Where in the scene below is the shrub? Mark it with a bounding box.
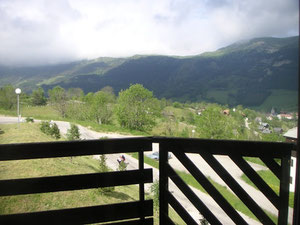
[40,121,51,135]
[40,121,61,139]
[150,180,159,213]
[66,123,80,140]
[199,216,209,225]
[98,154,114,194]
[118,161,127,171]
[25,117,34,123]
[50,123,61,139]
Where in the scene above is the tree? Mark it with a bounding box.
[0,85,16,109]
[31,87,47,106]
[48,86,67,117]
[195,105,235,139]
[67,88,84,100]
[98,154,114,193]
[116,84,160,131]
[66,101,90,121]
[40,121,61,139]
[88,91,114,124]
[100,86,115,96]
[51,123,61,139]
[66,123,80,140]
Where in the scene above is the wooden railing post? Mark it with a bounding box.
[293,149,300,225]
[159,141,169,225]
[139,149,145,223]
[279,155,291,225]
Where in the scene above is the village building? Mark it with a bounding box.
[277,113,293,120]
[274,127,283,134]
[283,127,298,192]
[223,109,230,115]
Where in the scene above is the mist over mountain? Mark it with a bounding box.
[0,36,298,111]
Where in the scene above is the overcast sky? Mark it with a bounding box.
[0,0,298,66]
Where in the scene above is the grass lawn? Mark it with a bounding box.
[0,123,66,144]
[241,170,294,208]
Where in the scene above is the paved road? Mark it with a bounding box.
[0,116,20,124]
[0,116,292,224]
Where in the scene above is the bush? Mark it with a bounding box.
[40,121,61,139]
[98,154,114,194]
[118,161,127,171]
[25,117,34,123]
[40,121,51,135]
[199,216,209,225]
[50,123,61,139]
[67,123,80,140]
[150,180,159,213]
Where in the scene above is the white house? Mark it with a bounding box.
[283,127,297,192]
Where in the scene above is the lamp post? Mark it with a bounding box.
[192,129,195,138]
[15,88,21,127]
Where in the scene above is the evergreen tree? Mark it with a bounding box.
[66,124,80,140]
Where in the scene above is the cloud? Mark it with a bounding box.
[0,0,298,66]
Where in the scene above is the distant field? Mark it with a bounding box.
[206,89,238,106]
[21,105,62,120]
[252,89,298,112]
[206,89,231,105]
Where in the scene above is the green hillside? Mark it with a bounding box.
[0,36,298,111]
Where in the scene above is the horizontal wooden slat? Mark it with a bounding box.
[0,200,153,225]
[0,169,153,196]
[156,137,294,157]
[0,137,152,161]
[0,137,293,160]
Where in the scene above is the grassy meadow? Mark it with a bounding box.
[252,89,298,112]
[0,123,64,144]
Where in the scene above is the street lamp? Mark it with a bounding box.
[15,88,21,127]
[192,129,195,138]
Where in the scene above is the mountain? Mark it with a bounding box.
[0,36,298,111]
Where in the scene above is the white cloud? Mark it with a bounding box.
[0,0,298,66]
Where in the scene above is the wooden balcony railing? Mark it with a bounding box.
[0,137,298,225]
[158,137,296,225]
[0,138,154,225]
